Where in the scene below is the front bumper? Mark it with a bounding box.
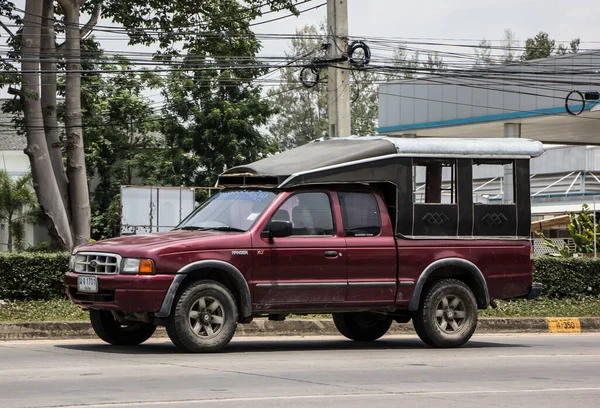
[526,282,544,299]
[64,272,175,313]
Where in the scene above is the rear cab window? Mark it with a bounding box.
[338,192,381,237]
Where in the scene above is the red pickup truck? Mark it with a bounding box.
[65,137,544,352]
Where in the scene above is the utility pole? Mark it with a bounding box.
[326,0,351,139]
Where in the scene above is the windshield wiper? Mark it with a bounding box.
[176,226,209,231]
[206,226,246,232]
[176,225,245,232]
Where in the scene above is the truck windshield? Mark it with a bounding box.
[176,190,277,232]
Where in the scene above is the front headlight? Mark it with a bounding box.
[121,258,155,274]
[68,254,76,271]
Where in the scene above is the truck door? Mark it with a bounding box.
[252,191,347,308]
[339,191,397,306]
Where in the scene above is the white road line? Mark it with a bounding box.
[44,387,600,408]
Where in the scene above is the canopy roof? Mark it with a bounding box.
[219,136,544,188]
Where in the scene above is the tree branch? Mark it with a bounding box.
[0,20,15,39]
[80,3,100,39]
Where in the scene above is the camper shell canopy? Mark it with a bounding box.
[218,137,545,239]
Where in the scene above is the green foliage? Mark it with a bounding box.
[480,296,600,318]
[474,39,494,68]
[0,170,40,252]
[566,204,599,253]
[268,24,328,149]
[522,31,580,60]
[537,204,600,256]
[534,257,600,298]
[0,252,69,300]
[268,23,382,149]
[76,45,166,240]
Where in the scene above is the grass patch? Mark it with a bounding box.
[0,297,598,322]
[0,299,88,322]
[480,296,600,318]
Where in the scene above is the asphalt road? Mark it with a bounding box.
[1,333,599,408]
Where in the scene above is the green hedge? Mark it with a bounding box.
[534,257,600,298]
[0,252,69,300]
[0,252,599,301]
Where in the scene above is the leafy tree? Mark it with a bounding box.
[268,25,328,149]
[5,0,301,248]
[0,171,39,252]
[557,38,580,56]
[538,204,600,256]
[423,52,445,73]
[79,50,164,240]
[268,23,382,149]
[474,39,494,68]
[522,32,556,60]
[385,46,420,80]
[502,29,517,64]
[522,31,580,61]
[350,69,379,136]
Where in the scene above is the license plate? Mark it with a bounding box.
[77,276,98,293]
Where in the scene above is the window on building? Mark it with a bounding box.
[413,159,457,204]
[338,192,381,237]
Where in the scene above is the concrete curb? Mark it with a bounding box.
[1,317,599,340]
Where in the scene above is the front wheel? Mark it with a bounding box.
[90,310,156,346]
[166,280,238,353]
[333,312,393,341]
[412,278,478,348]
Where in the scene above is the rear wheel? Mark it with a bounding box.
[333,312,393,341]
[412,279,478,348]
[166,280,238,353]
[90,310,156,346]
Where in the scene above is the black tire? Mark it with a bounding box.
[89,310,156,346]
[332,312,393,341]
[412,279,478,348]
[166,280,238,353]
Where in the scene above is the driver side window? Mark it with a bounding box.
[270,192,335,236]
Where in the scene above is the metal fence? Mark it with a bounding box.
[533,238,576,257]
[120,186,220,235]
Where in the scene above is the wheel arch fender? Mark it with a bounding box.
[407,258,490,311]
[155,260,252,319]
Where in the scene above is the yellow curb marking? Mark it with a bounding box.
[547,318,581,333]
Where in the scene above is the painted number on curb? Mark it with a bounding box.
[547,318,581,333]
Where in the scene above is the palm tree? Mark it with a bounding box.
[0,170,39,252]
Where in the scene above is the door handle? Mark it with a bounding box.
[324,250,339,258]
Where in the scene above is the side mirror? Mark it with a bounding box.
[261,220,292,240]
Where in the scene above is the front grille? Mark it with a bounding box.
[74,252,121,274]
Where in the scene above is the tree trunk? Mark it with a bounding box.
[41,0,70,213]
[59,0,91,246]
[7,214,12,252]
[22,0,73,251]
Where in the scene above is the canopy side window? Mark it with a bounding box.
[472,159,517,236]
[412,158,458,236]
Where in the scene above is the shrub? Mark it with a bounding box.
[534,257,600,298]
[0,252,69,300]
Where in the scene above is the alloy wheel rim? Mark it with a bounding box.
[188,296,225,338]
[435,295,467,334]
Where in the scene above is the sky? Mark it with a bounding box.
[255,0,598,58]
[2,0,599,101]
